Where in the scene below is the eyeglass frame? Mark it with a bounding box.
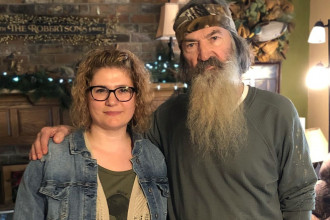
[87,86,137,102]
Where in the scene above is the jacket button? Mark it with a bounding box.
[88,162,95,167]
[148,188,152,193]
[155,213,158,219]
[136,158,140,164]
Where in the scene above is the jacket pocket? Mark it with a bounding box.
[39,183,70,220]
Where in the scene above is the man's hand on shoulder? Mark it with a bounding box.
[29,125,73,160]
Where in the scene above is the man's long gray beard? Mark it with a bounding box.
[186,57,247,159]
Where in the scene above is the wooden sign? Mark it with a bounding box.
[0,14,117,45]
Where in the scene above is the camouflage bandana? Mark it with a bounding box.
[173,4,236,45]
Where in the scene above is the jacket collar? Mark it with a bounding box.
[69,129,90,156]
[130,127,144,157]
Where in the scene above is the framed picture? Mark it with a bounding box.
[0,164,27,205]
[242,62,281,93]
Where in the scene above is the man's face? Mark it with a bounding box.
[181,26,233,68]
[182,26,247,158]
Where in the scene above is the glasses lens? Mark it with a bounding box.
[115,87,134,102]
[91,86,109,101]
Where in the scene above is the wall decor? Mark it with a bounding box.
[229,0,294,62]
[0,14,118,45]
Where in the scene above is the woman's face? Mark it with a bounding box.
[88,67,136,131]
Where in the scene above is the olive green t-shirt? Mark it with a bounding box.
[146,86,317,219]
[98,165,136,220]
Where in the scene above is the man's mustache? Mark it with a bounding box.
[194,57,225,73]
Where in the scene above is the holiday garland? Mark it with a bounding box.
[0,72,72,108]
[145,54,180,83]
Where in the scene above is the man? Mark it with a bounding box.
[31,0,317,219]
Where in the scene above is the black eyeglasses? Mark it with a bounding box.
[88,86,136,102]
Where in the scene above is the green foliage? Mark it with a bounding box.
[0,72,72,108]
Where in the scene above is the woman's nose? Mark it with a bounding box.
[105,92,118,105]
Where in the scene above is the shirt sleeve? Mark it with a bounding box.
[14,159,46,220]
[283,211,312,220]
[145,111,163,152]
[278,104,317,219]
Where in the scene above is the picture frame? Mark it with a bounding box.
[242,62,281,93]
[0,164,27,205]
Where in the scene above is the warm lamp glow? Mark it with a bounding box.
[156,3,179,40]
[305,128,329,163]
[305,64,330,89]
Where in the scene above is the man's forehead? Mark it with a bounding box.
[183,26,228,41]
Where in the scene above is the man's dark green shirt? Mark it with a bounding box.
[146,86,317,220]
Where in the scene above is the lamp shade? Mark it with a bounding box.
[305,128,329,163]
[156,3,179,40]
[308,21,326,44]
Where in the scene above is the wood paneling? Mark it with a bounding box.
[0,110,10,137]
[17,108,52,136]
[0,94,70,147]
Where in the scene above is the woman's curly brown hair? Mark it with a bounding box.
[70,48,153,133]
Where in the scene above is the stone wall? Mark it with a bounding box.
[0,0,168,75]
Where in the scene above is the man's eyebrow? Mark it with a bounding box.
[206,29,223,38]
[183,29,224,42]
[182,38,198,43]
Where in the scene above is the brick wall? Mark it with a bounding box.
[0,0,169,74]
[0,0,176,166]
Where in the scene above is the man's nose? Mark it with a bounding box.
[198,43,212,61]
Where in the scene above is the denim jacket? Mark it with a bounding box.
[14,129,169,220]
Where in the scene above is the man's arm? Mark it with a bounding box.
[29,125,73,160]
[278,104,317,220]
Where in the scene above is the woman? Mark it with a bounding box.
[14,48,168,220]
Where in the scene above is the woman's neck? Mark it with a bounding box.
[86,125,133,171]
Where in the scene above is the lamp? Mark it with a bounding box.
[306,19,330,152]
[305,128,329,163]
[156,3,179,61]
[308,21,326,44]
